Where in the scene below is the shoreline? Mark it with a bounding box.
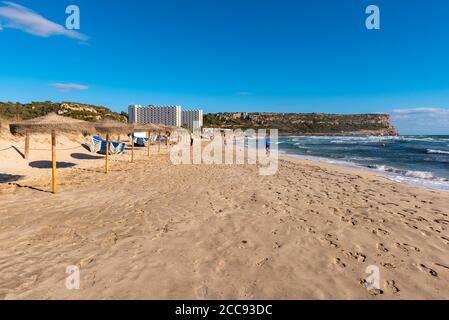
[276,134,449,193]
[279,151,449,193]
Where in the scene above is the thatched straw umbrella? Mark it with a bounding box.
[139,123,161,158]
[93,119,131,173]
[164,125,182,147]
[127,123,153,162]
[154,124,174,149]
[172,127,190,144]
[10,113,94,193]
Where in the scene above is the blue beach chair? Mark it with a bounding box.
[89,136,125,155]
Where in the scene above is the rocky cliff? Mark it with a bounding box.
[204,112,398,136]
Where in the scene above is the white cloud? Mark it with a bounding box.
[51,83,89,92]
[390,108,449,115]
[389,107,449,135]
[0,2,88,41]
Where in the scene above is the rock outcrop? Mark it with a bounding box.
[204,112,398,136]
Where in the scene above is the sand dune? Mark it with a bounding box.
[0,134,449,299]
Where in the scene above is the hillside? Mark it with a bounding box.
[0,101,127,123]
[204,112,398,136]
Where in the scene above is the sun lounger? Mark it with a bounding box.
[89,136,125,155]
[143,135,158,146]
[129,135,149,147]
[89,136,103,153]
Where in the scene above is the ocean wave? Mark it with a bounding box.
[278,135,449,192]
[292,142,307,149]
[427,149,449,155]
[367,164,447,181]
[343,156,380,161]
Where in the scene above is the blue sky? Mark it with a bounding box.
[1,0,449,134]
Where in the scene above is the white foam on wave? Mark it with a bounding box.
[278,135,449,192]
[280,151,449,192]
[427,149,449,155]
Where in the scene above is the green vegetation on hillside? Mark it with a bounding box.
[0,101,127,123]
[203,112,398,136]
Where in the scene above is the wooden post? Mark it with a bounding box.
[51,130,57,194]
[131,130,135,162]
[105,133,109,174]
[147,130,151,158]
[158,131,161,153]
[24,131,30,160]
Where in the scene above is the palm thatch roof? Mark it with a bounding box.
[93,119,131,135]
[9,113,95,135]
[141,123,163,131]
[128,123,150,133]
[164,125,190,134]
[158,124,178,133]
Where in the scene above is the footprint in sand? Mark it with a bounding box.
[381,262,396,269]
[272,242,281,249]
[395,212,406,218]
[372,228,390,236]
[403,209,417,215]
[256,257,269,267]
[322,233,339,248]
[376,243,389,253]
[429,226,442,234]
[417,264,438,277]
[359,279,383,295]
[404,222,419,230]
[415,216,428,222]
[345,251,366,263]
[385,280,400,294]
[440,236,449,245]
[434,219,449,226]
[334,257,346,269]
[195,285,209,299]
[395,243,421,254]
[306,226,316,234]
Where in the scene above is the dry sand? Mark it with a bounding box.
[1,133,449,299]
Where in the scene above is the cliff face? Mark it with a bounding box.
[204,112,398,136]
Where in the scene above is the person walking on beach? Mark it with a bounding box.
[190,132,194,147]
[265,131,270,155]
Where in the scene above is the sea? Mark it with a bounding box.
[277,135,449,192]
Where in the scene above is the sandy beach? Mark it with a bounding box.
[1,133,449,300]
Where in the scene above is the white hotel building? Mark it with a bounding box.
[128,105,182,127]
[128,104,203,130]
[181,109,203,130]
